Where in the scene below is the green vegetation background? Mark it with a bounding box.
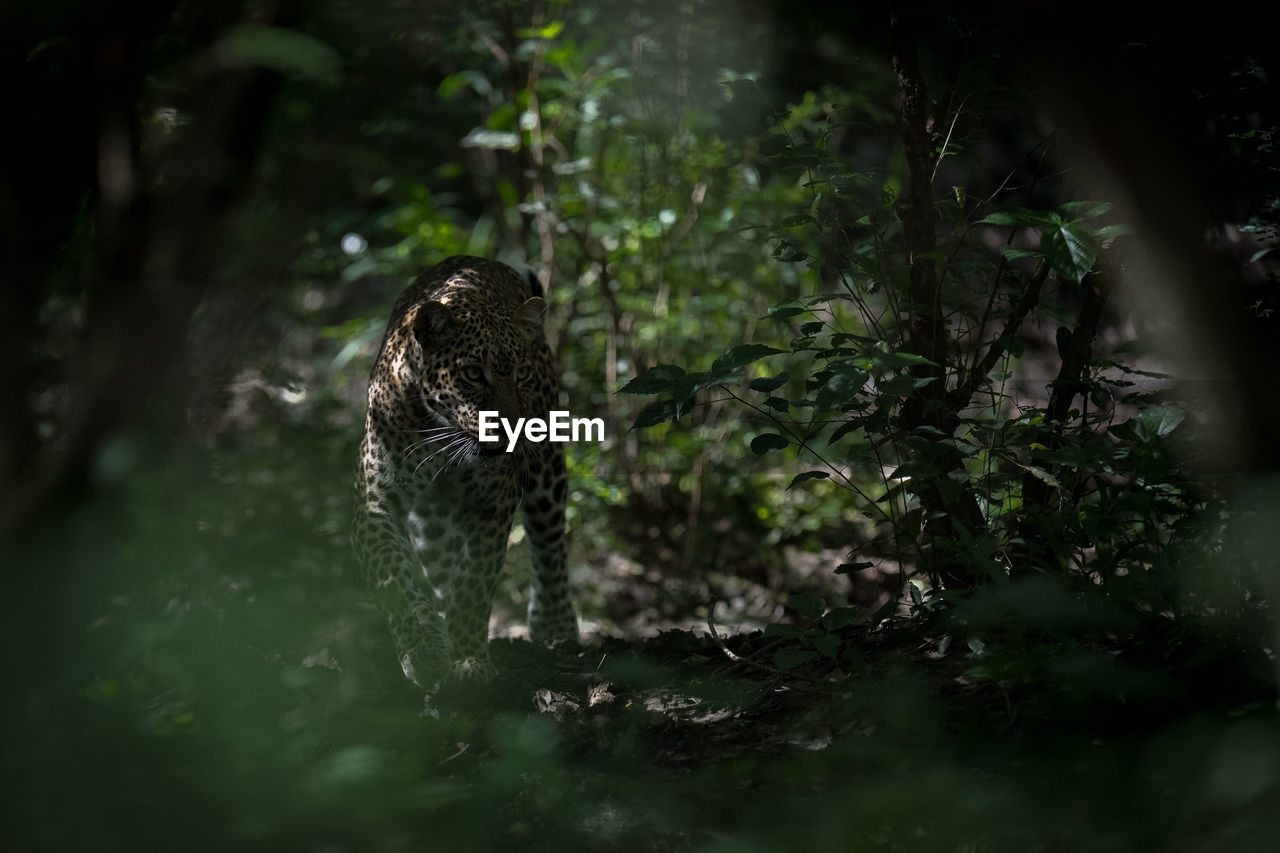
[2,1,1279,850]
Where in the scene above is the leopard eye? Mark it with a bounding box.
[515,362,534,382]
[459,364,485,384]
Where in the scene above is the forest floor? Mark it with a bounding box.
[329,604,1279,852]
[7,438,1280,851]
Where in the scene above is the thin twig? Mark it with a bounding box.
[436,742,470,767]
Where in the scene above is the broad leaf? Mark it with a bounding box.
[786,470,830,490]
[1041,221,1098,282]
[217,25,341,81]
[1111,405,1186,443]
[812,633,842,661]
[767,303,806,320]
[619,364,686,394]
[1092,223,1132,240]
[1058,200,1112,221]
[710,344,787,377]
[787,594,825,620]
[978,207,1054,228]
[827,419,862,445]
[749,371,789,393]
[815,363,869,412]
[750,433,789,454]
[631,400,678,429]
[870,350,938,371]
[763,396,789,412]
[1000,245,1040,262]
[515,21,565,39]
[876,375,937,398]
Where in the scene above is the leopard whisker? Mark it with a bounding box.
[402,427,468,459]
[417,434,473,477]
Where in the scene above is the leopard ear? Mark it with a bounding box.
[515,296,546,343]
[413,302,454,348]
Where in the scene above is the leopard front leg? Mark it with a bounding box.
[521,444,578,644]
[442,531,511,679]
[352,501,453,688]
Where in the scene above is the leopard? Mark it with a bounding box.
[352,255,577,688]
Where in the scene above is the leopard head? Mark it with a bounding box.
[397,293,547,456]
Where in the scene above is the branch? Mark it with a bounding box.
[1015,261,1115,569]
[1046,265,1113,425]
[948,262,1050,412]
[889,9,944,373]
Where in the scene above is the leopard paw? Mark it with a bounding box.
[450,655,496,680]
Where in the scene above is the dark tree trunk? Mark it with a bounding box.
[0,4,289,532]
[888,7,987,590]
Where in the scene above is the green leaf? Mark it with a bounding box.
[763,396,789,412]
[1112,405,1185,443]
[787,471,830,490]
[815,363,869,412]
[438,70,492,100]
[827,420,862,445]
[767,301,806,320]
[710,344,787,376]
[876,375,937,398]
[787,594,825,620]
[216,25,341,81]
[631,400,678,429]
[619,365,686,394]
[775,143,824,162]
[998,334,1025,358]
[750,433,789,454]
[870,351,938,371]
[515,21,564,39]
[668,373,707,411]
[890,459,939,479]
[1041,221,1098,282]
[978,207,1054,228]
[1058,200,1112,221]
[1092,224,1132,240]
[749,371,789,393]
[812,633,842,661]
[1000,246,1040,261]
[486,103,518,131]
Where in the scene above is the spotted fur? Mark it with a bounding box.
[352,255,577,686]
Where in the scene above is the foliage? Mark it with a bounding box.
[621,59,1215,627]
[4,1,1280,852]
